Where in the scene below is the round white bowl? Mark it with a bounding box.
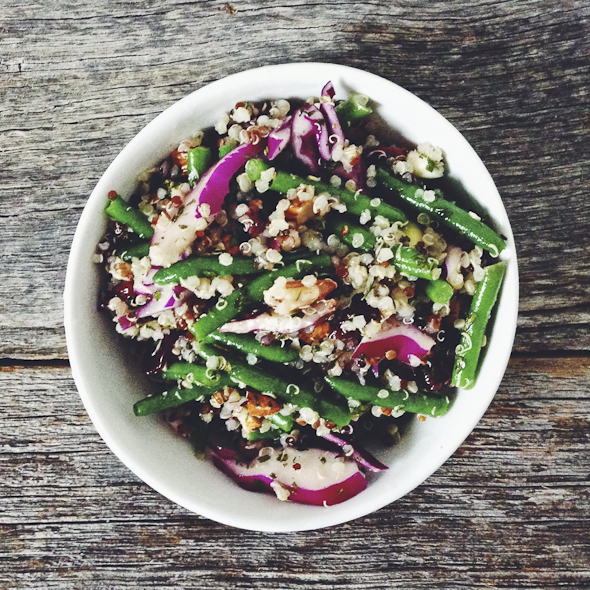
[64,62,518,532]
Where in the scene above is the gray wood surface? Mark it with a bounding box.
[1,0,589,588]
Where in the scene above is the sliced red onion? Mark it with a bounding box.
[267,116,292,160]
[211,446,366,506]
[305,105,332,162]
[134,284,190,319]
[134,266,161,296]
[209,442,238,461]
[321,81,335,99]
[321,432,388,473]
[219,299,337,335]
[352,319,435,365]
[149,140,266,267]
[118,315,136,331]
[291,107,322,172]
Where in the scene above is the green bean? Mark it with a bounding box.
[325,214,376,252]
[219,142,236,159]
[247,414,295,441]
[153,255,265,285]
[269,412,295,432]
[280,248,318,265]
[105,194,154,239]
[206,332,300,364]
[187,146,213,186]
[160,362,234,389]
[196,344,351,427]
[190,288,248,342]
[133,384,221,416]
[245,159,406,225]
[335,94,373,129]
[423,278,454,304]
[376,168,506,257]
[247,254,332,300]
[452,261,506,389]
[232,362,351,427]
[113,241,150,261]
[392,245,441,280]
[325,376,450,418]
[248,427,281,441]
[189,254,333,340]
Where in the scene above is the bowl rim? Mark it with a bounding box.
[64,61,519,532]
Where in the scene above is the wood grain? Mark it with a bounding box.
[1,358,588,589]
[2,0,589,587]
[0,0,589,358]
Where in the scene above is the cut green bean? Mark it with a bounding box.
[423,278,454,304]
[219,142,236,159]
[207,332,299,364]
[160,362,234,389]
[133,384,221,416]
[230,362,351,427]
[187,146,213,186]
[325,376,450,417]
[189,254,333,341]
[248,427,281,441]
[153,255,265,285]
[245,159,406,225]
[190,289,248,342]
[392,245,441,280]
[335,94,373,129]
[376,168,506,257]
[105,194,154,239]
[247,414,294,441]
[113,241,150,261]
[196,344,351,427]
[452,261,506,389]
[269,412,294,432]
[325,214,376,252]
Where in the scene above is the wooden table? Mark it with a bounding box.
[2,1,589,587]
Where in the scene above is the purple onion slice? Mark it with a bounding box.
[353,319,435,365]
[267,116,292,160]
[149,140,266,267]
[211,445,367,506]
[321,432,388,473]
[219,299,337,335]
[134,284,190,319]
[291,107,322,171]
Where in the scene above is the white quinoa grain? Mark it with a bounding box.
[351,233,365,248]
[218,252,233,266]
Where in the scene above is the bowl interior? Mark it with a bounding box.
[64,62,518,532]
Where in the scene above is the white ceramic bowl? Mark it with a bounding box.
[64,63,518,532]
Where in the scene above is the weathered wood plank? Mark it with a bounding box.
[0,2,590,359]
[2,0,590,583]
[0,358,588,588]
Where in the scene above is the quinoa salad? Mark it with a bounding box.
[96,82,506,506]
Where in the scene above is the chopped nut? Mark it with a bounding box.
[246,391,281,417]
[284,197,315,225]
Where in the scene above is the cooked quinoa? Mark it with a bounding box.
[96,83,504,505]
